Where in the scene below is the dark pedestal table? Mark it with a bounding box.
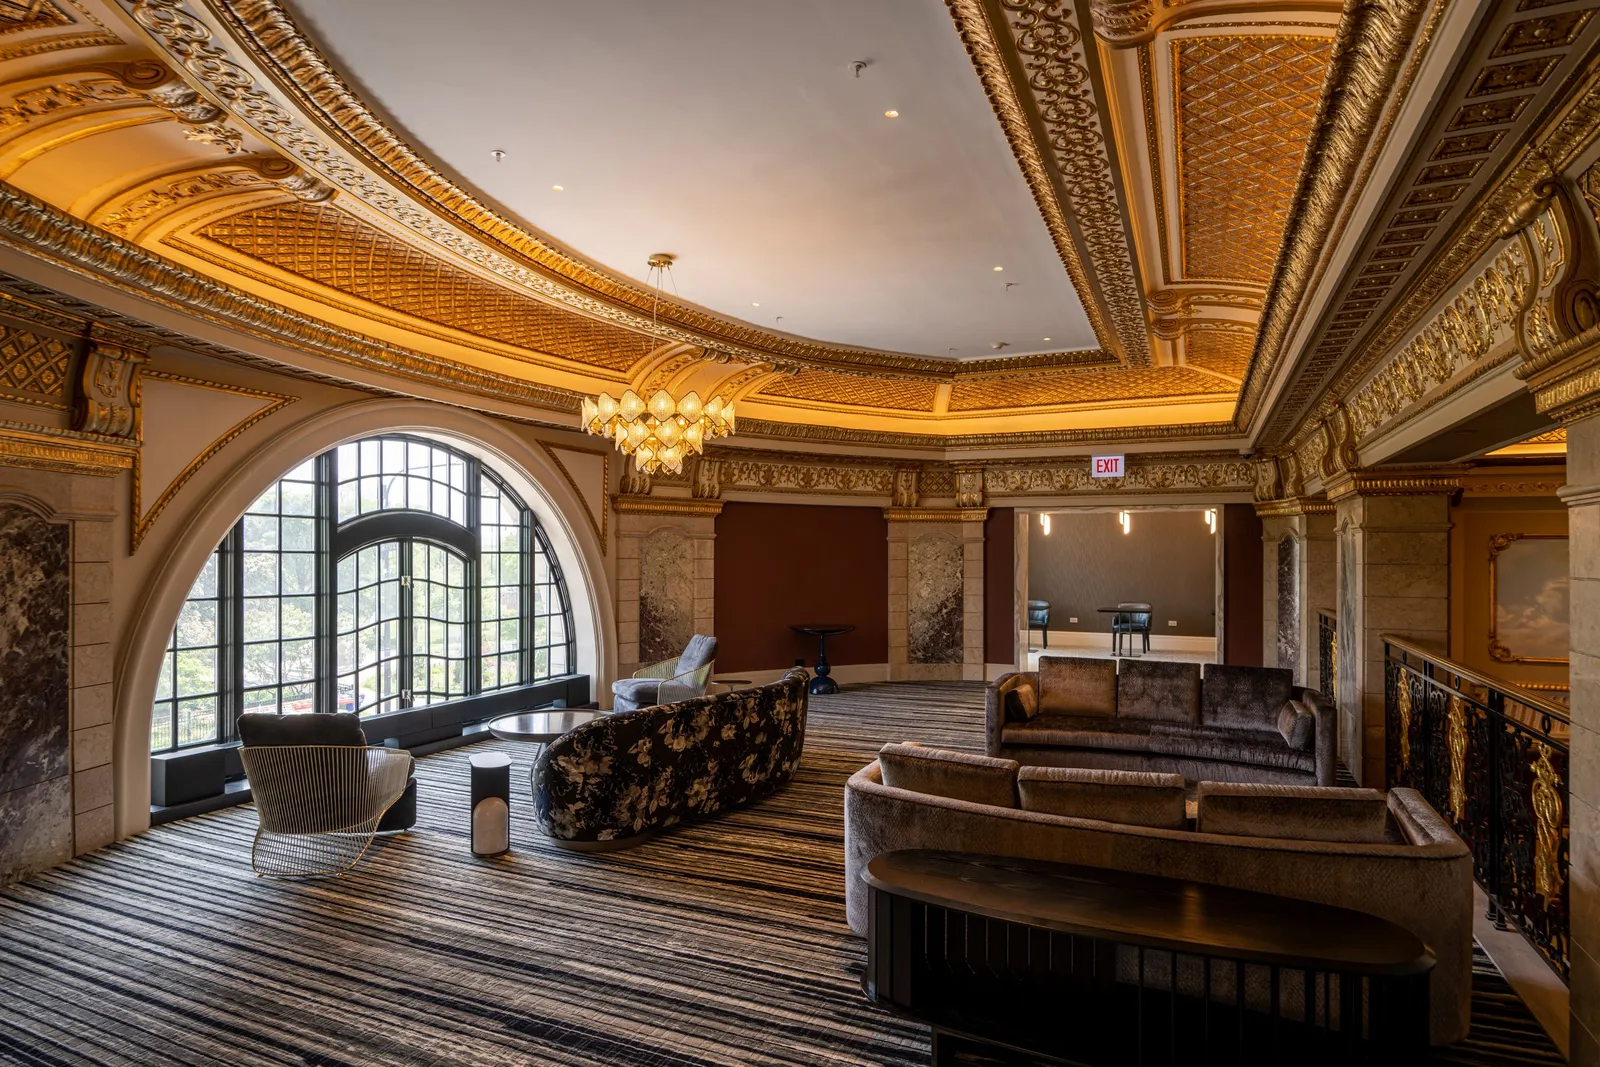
[789,624,854,695]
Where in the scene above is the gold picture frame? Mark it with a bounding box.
[1488,532,1569,665]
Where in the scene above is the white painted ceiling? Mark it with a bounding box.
[285,0,1096,360]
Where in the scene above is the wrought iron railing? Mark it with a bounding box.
[1383,635,1570,980]
[1317,609,1336,703]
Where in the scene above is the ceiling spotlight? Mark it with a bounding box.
[551,184,564,192]
[993,265,1004,272]
[752,302,760,307]
[884,109,899,118]
[1043,337,1052,342]
[991,342,1010,350]
[490,149,506,163]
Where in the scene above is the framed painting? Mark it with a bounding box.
[1488,533,1569,665]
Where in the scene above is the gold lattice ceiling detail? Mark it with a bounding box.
[1184,329,1254,379]
[197,202,647,371]
[0,321,70,397]
[1174,35,1332,285]
[948,368,1232,411]
[756,371,939,412]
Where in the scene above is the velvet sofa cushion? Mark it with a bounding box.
[1001,717,1316,774]
[878,743,1019,808]
[1037,656,1117,718]
[1277,699,1316,751]
[1003,682,1039,723]
[1201,664,1294,734]
[238,711,366,747]
[1196,783,1389,843]
[1017,767,1187,830]
[1116,659,1200,724]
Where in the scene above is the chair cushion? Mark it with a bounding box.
[1201,665,1294,734]
[1037,656,1117,718]
[675,634,718,676]
[1017,767,1187,829]
[1003,683,1039,723]
[878,743,1018,808]
[1000,717,1314,773]
[1116,659,1200,724]
[1197,783,1389,843]
[1278,699,1316,751]
[611,677,663,701]
[237,711,365,747]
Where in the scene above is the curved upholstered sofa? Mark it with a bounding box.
[533,668,808,850]
[844,759,1473,1046]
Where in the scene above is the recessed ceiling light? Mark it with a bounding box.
[752,302,760,307]
[884,110,899,118]
[993,265,1004,272]
[552,184,564,192]
[1043,337,1052,342]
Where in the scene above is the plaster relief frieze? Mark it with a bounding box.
[1345,239,1531,442]
[982,455,1253,495]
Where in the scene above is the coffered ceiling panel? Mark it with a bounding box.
[1173,34,1332,284]
[948,367,1230,411]
[755,371,939,412]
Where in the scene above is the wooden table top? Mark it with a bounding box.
[866,850,1433,976]
[486,710,603,743]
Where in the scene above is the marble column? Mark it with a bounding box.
[886,508,987,682]
[1327,474,1457,786]
[612,497,721,682]
[1564,414,1600,1065]
[1256,500,1336,688]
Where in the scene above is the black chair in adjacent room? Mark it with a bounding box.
[1026,600,1051,648]
[1111,602,1153,656]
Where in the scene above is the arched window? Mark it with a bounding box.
[151,435,579,753]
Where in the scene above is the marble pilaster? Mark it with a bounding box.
[886,508,986,682]
[1328,475,1456,786]
[612,496,720,684]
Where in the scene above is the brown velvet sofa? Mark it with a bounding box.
[987,658,1337,786]
[843,757,1474,1046]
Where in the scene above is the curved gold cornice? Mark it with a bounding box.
[111,0,1115,379]
[945,0,1149,365]
[735,415,1242,451]
[1091,0,1345,47]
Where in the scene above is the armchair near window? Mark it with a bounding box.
[237,712,416,878]
[611,635,718,713]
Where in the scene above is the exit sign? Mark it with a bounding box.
[1091,454,1124,478]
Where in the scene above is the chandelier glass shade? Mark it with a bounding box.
[581,388,735,475]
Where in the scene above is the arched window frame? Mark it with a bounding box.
[151,434,579,754]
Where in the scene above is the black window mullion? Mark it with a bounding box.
[314,451,337,715]
[220,523,243,744]
[520,510,533,685]
[466,459,482,696]
[400,539,414,708]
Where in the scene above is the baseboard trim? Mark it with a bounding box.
[716,663,890,688]
[1025,631,1218,654]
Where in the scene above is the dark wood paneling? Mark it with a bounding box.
[984,508,1014,665]
[714,502,888,672]
[1223,502,1264,666]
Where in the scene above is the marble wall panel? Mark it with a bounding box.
[1277,534,1300,672]
[638,527,696,664]
[908,533,963,664]
[0,503,71,879]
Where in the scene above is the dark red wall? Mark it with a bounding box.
[984,507,1014,664]
[713,502,889,672]
[1222,502,1264,666]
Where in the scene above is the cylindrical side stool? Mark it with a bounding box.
[469,751,512,857]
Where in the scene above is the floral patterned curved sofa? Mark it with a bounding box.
[532,668,809,850]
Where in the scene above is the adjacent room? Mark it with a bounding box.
[0,1,1592,1065]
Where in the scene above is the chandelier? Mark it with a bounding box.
[582,253,736,474]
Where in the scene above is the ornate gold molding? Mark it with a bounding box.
[1323,467,1464,503]
[735,414,1242,450]
[1253,495,1334,517]
[130,370,295,551]
[884,506,990,523]
[611,495,723,518]
[0,420,136,475]
[944,0,1147,365]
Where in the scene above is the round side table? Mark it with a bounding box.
[789,624,855,695]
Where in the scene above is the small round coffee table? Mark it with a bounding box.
[487,710,604,788]
[488,710,603,743]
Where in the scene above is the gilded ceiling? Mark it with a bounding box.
[0,0,1588,458]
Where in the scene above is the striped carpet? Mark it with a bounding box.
[0,682,1564,1066]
